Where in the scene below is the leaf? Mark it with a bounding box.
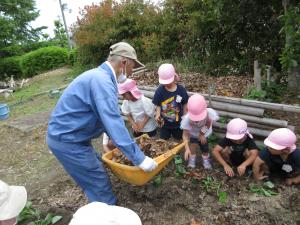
[51,216,63,224]
[174,155,183,165]
[218,191,228,204]
[263,181,275,189]
[153,174,163,187]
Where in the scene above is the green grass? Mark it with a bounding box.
[0,67,81,119]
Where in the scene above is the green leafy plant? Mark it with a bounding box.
[245,86,266,101]
[174,155,187,177]
[249,185,278,197]
[152,174,163,187]
[201,176,228,203]
[17,201,62,225]
[218,191,228,204]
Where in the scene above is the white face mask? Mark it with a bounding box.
[117,61,127,83]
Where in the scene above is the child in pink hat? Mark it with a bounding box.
[152,63,189,140]
[181,94,219,169]
[253,128,300,185]
[212,118,259,177]
[118,79,157,137]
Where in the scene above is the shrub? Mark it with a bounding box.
[0,56,22,80]
[20,46,68,77]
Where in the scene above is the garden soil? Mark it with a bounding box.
[0,124,299,225]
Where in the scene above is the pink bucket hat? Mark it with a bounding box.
[187,94,207,121]
[226,118,252,140]
[264,128,297,151]
[158,63,178,85]
[118,79,143,99]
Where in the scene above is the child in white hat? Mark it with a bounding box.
[69,202,142,225]
[212,118,259,177]
[0,180,27,225]
[253,128,300,185]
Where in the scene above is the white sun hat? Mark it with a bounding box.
[0,180,27,220]
[69,202,142,225]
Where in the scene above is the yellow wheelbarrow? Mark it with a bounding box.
[102,137,186,186]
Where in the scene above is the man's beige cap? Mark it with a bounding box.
[109,42,144,68]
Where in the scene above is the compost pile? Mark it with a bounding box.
[112,135,178,165]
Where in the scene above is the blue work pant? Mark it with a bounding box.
[46,136,116,205]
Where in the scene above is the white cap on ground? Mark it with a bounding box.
[0,180,27,220]
[69,202,142,225]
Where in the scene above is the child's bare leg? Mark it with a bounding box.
[190,143,198,155]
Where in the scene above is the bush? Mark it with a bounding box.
[20,46,68,77]
[0,56,22,80]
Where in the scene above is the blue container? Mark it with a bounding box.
[0,104,9,120]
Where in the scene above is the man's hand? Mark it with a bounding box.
[138,156,158,172]
[224,165,234,177]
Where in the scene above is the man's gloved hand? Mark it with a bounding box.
[138,156,158,172]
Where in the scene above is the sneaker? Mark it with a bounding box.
[203,158,212,170]
[188,155,196,168]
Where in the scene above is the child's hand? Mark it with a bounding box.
[184,149,191,161]
[136,121,144,131]
[237,165,246,176]
[255,170,268,181]
[224,165,234,177]
[132,123,140,132]
[199,135,207,145]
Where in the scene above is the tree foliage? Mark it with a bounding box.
[0,0,46,57]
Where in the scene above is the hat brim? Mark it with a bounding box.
[133,59,145,69]
[0,186,27,220]
[226,132,246,140]
[159,76,175,85]
[130,88,143,99]
[188,110,207,122]
[264,138,296,151]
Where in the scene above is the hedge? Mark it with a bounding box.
[0,56,22,80]
[20,46,68,77]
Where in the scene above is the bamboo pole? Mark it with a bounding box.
[216,110,288,127]
[138,85,300,113]
[137,89,264,117]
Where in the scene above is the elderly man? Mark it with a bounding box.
[46,42,157,205]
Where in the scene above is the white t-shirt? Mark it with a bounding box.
[180,108,219,138]
[121,95,156,132]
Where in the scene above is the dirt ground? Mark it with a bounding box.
[0,122,299,225]
[0,68,299,225]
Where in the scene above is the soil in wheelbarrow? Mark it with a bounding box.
[111,135,178,165]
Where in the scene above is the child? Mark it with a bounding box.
[118,79,157,137]
[212,118,259,176]
[181,94,219,169]
[253,128,300,185]
[152,63,189,140]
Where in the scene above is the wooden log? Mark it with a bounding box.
[118,97,288,128]
[137,89,264,117]
[216,110,288,127]
[138,85,300,113]
[213,122,271,137]
[213,131,264,147]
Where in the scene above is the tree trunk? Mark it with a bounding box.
[288,66,300,94]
